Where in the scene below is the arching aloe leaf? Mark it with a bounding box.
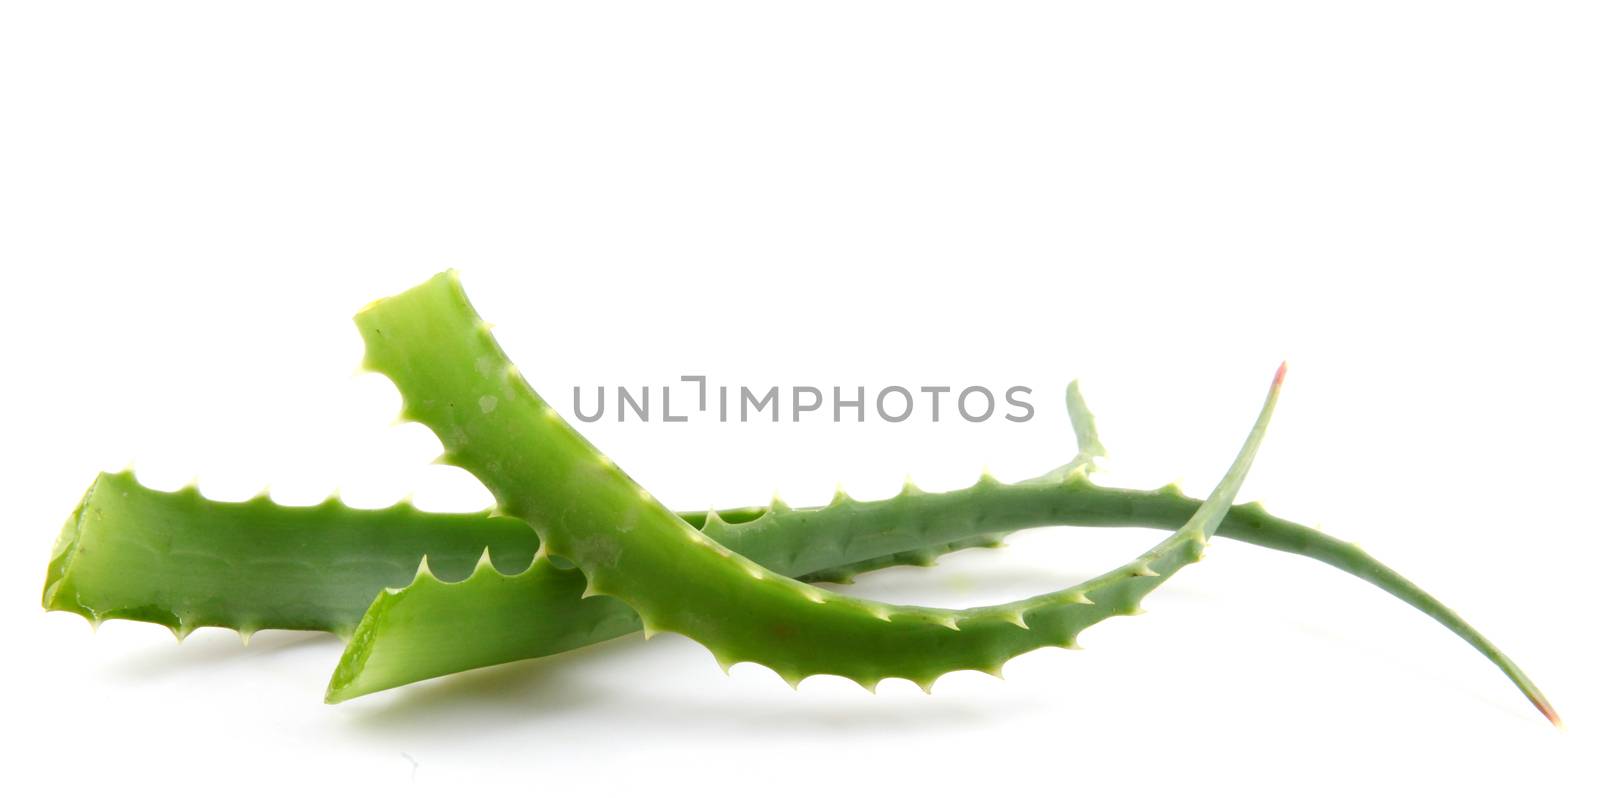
[353,272,1283,695]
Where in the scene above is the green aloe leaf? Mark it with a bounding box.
[344,274,1281,694]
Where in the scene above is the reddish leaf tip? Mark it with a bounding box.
[1535,699,1563,729]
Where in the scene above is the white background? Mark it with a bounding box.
[1,2,1594,794]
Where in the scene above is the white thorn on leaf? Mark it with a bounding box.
[474,547,496,573]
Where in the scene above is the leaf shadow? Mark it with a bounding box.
[106,626,343,681]
[335,633,1039,745]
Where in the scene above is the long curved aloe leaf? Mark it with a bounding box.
[354,271,1288,697]
[45,462,1556,720]
[329,483,1557,720]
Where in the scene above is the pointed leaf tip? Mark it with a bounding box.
[1538,700,1563,729]
[1066,379,1108,458]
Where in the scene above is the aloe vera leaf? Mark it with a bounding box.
[353,272,1280,697]
[41,474,539,639]
[324,480,1418,702]
[321,380,1266,700]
